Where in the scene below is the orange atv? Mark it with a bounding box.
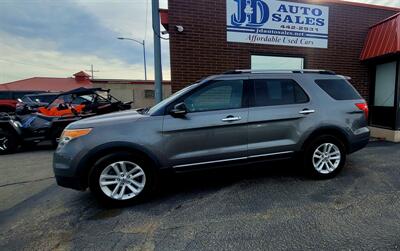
[38,104,85,117]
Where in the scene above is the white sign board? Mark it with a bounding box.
[227,0,329,48]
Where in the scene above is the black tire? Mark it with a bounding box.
[88,152,158,206]
[303,135,346,179]
[0,129,19,154]
[50,128,64,148]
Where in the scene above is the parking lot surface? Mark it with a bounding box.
[0,142,400,250]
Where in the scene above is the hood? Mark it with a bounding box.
[68,109,148,129]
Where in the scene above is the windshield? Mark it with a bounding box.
[31,94,58,103]
[147,83,199,115]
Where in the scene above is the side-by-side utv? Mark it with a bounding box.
[0,87,132,154]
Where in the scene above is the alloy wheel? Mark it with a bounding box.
[0,136,8,151]
[99,161,146,200]
[312,143,341,174]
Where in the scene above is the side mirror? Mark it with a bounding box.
[170,102,187,117]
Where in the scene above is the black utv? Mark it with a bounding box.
[0,87,132,154]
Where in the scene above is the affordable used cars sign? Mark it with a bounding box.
[227,0,329,48]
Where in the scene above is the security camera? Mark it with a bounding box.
[161,30,169,35]
[175,25,184,33]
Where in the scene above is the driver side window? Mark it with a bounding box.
[184,80,244,112]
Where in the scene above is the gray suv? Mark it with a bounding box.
[53,70,370,205]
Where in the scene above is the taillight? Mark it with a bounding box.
[355,103,369,120]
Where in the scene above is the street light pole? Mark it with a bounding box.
[142,40,147,81]
[117,37,147,80]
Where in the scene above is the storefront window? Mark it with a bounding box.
[374,61,396,107]
[251,55,304,70]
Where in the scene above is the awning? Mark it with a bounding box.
[360,12,400,61]
[159,9,169,31]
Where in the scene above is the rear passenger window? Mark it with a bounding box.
[315,79,361,100]
[253,79,309,106]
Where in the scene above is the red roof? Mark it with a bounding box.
[160,9,169,30]
[360,12,400,61]
[73,71,91,77]
[0,76,92,91]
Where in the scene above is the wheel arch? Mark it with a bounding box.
[0,121,22,140]
[301,126,350,153]
[77,142,162,188]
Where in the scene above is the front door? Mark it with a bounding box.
[162,78,249,169]
[247,77,313,158]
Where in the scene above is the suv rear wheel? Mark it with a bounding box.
[89,152,157,205]
[304,135,346,179]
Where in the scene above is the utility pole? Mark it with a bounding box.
[86,64,99,80]
[152,0,163,103]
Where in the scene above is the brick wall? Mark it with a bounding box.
[168,0,398,100]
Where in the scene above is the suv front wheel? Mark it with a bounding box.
[89,152,157,205]
[304,135,346,179]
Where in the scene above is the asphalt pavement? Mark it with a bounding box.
[0,141,400,250]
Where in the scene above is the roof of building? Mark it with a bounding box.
[360,12,400,61]
[92,79,171,85]
[0,72,92,91]
[306,0,400,11]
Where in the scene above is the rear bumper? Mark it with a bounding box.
[348,134,370,154]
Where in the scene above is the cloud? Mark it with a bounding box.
[0,30,170,83]
[0,0,170,83]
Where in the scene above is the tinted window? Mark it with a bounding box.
[184,80,243,112]
[315,79,361,100]
[0,92,11,100]
[253,79,309,106]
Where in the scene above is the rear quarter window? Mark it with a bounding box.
[315,79,362,100]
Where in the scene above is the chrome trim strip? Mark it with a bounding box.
[248,151,294,159]
[173,157,247,168]
[173,151,294,168]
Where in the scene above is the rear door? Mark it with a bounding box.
[247,76,315,158]
[162,77,250,169]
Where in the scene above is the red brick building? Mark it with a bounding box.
[164,0,400,140]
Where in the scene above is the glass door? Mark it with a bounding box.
[370,61,399,129]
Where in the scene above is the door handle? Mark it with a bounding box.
[299,109,315,115]
[222,116,241,122]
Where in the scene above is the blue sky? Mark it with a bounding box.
[0,0,398,83]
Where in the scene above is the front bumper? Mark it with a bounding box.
[55,175,86,190]
[53,138,91,191]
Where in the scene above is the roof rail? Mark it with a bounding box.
[223,69,336,75]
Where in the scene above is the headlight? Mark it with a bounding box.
[58,128,92,148]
